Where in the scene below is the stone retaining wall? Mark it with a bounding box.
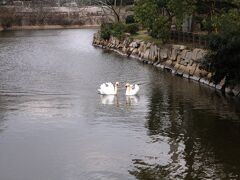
[0,6,117,28]
[92,33,240,97]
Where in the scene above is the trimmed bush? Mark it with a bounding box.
[111,23,126,39]
[125,15,135,24]
[100,22,139,40]
[125,23,139,34]
[206,32,240,85]
[100,23,112,40]
[149,16,170,43]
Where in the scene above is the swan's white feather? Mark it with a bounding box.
[125,84,140,96]
[98,82,117,95]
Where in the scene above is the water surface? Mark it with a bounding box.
[0,29,240,180]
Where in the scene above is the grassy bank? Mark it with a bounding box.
[130,30,162,46]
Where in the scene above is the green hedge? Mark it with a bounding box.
[125,15,135,24]
[125,23,139,34]
[100,23,112,40]
[100,22,139,40]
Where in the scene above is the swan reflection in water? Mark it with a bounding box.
[100,95,139,106]
[126,95,139,106]
[100,95,119,105]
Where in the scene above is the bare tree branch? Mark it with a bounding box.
[93,0,124,22]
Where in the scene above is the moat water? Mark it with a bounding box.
[0,29,240,180]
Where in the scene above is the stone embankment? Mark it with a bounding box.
[93,33,240,97]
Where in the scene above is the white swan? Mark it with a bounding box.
[125,83,140,96]
[98,82,119,95]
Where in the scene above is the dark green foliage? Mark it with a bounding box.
[100,23,125,40]
[134,0,158,28]
[102,0,134,6]
[149,16,170,42]
[100,23,112,40]
[125,15,135,24]
[134,0,240,85]
[205,7,240,85]
[100,22,139,40]
[1,18,13,28]
[207,32,240,85]
[111,23,126,39]
[134,0,195,40]
[125,23,139,34]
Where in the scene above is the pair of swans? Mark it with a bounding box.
[98,82,140,96]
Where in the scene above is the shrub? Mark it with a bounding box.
[100,23,126,40]
[1,18,13,28]
[125,15,135,24]
[100,23,112,40]
[111,23,126,39]
[207,32,240,85]
[125,23,139,34]
[149,16,170,43]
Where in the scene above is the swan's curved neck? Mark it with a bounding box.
[126,86,131,94]
[114,85,118,94]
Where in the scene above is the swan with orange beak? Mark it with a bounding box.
[125,83,140,96]
[98,82,119,95]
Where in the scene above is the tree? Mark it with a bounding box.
[134,0,195,40]
[134,0,240,85]
[93,0,131,22]
[205,3,240,85]
[193,0,239,33]
[134,0,158,28]
[0,6,16,28]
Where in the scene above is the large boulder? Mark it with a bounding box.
[216,77,226,90]
[193,64,202,78]
[146,42,152,49]
[170,46,180,61]
[179,50,192,66]
[122,46,127,53]
[232,85,240,96]
[143,49,150,59]
[159,48,169,60]
[178,64,189,74]
[117,43,124,49]
[179,50,189,65]
[225,87,232,94]
[188,63,197,75]
[138,42,146,55]
[165,60,173,66]
[132,48,139,55]
[149,45,158,61]
[195,49,207,63]
[184,51,192,65]
[192,48,202,61]
[193,65,208,78]
[129,41,140,48]
[174,63,181,70]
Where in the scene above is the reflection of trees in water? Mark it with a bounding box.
[0,92,23,134]
[129,159,168,180]
[0,95,8,134]
[145,86,185,139]
[130,82,240,179]
[0,111,6,133]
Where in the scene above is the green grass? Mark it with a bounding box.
[130,30,163,46]
[130,30,206,49]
